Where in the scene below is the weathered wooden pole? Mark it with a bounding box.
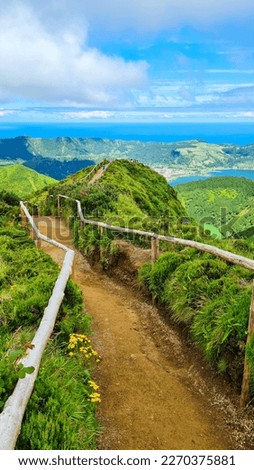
[57,195,61,217]
[20,207,26,229]
[31,225,41,249]
[31,222,39,246]
[99,226,105,258]
[240,279,254,408]
[151,237,159,265]
[35,237,42,249]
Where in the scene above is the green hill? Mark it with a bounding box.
[43,159,189,235]
[3,160,254,442]
[0,164,56,198]
[39,160,254,396]
[175,176,254,239]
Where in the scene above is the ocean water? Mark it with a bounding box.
[0,122,254,145]
[171,169,254,186]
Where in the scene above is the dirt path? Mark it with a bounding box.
[36,216,235,450]
[88,164,108,185]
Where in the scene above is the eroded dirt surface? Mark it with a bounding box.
[36,217,254,450]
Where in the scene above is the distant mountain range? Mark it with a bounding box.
[1,136,254,180]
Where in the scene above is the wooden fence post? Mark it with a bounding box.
[20,208,26,229]
[57,195,61,217]
[240,279,254,408]
[151,237,159,265]
[35,237,42,249]
[30,224,40,248]
[99,226,105,258]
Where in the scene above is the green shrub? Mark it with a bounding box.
[0,209,100,449]
[138,246,253,391]
[16,346,100,450]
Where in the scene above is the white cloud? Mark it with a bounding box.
[62,111,115,119]
[2,106,254,123]
[209,70,254,74]
[217,85,254,106]
[0,1,253,121]
[239,111,254,118]
[0,3,147,106]
[22,0,254,33]
[0,110,13,117]
[3,1,254,38]
[133,79,254,111]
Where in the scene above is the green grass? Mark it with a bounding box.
[175,176,254,239]
[16,282,101,450]
[0,192,101,449]
[0,164,56,198]
[138,245,253,390]
[39,159,193,257]
[35,160,254,397]
[43,159,187,222]
[204,223,222,239]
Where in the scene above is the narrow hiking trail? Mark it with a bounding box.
[88,163,109,186]
[36,216,235,450]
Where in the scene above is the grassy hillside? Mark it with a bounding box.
[175,176,254,239]
[42,159,191,240]
[0,165,56,198]
[138,241,254,392]
[36,161,254,397]
[1,136,254,179]
[0,192,100,449]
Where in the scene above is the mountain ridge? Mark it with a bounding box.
[1,136,254,180]
[43,158,188,232]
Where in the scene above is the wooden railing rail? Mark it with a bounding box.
[57,193,254,408]
[57,194,254,271]
[0,202,75,450]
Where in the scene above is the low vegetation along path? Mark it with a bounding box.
[36,216,233,450]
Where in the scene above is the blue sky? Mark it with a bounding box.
[0,0,254,123]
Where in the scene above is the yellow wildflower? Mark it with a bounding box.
[67,333,102,363]
[88,380,99,390]
[89,392,101,403]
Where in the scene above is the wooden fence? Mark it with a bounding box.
[79,161,104,184]
[0,202,75,450]
[57,193,254,408]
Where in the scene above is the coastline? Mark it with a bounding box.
[153,166,254,185]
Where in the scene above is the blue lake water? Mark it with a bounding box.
[171,169,254,186]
